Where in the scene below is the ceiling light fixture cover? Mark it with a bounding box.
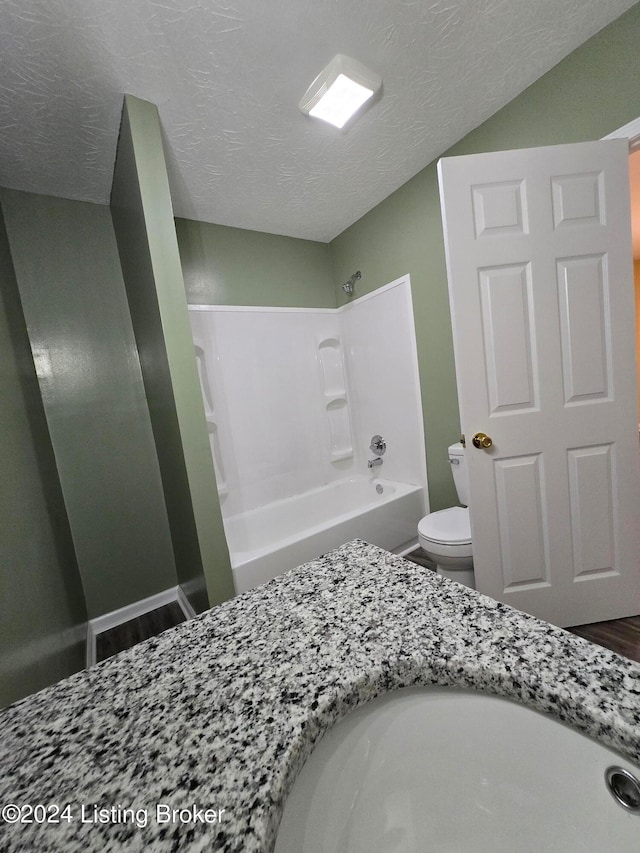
[299,54,382,129]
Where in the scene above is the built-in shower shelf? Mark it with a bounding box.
[205,418,228,496]
[317,335,354,463]
[318,337,347,398]
[325,398,353,461]
[330,448,354,462]
[194,344,216,420]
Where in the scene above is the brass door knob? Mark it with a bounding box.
[472,432,493,449]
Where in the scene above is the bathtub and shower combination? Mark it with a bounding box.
[189,275,428,593]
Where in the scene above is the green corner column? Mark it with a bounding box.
[0,203,87,707]
[2,189,178,619]
[110,95,235,612]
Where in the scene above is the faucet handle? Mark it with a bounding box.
[369,435,386,456]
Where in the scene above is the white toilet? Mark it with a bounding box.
[418,442,475,589]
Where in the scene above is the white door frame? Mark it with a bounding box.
[603,116,640,151]
[605,115,640,429]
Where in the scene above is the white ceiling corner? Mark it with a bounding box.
[0,0,637,243]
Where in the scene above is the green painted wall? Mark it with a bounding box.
[330,3,640,511]
[0,203,87,707]
[176,218,334,307]
[111,95,234,613]
[1,189,177,619]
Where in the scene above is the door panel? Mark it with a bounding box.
[567,444,616,580]
[438,138,640,627]
[557,254,611,403]
[494,453,550,590]
[479,263,538,413]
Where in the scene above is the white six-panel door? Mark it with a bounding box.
[438,138,640,627]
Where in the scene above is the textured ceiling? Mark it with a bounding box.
[0,0,637,242]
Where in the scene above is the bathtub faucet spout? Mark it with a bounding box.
[368,457,383,468]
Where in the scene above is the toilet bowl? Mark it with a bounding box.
[418,506,474,588]
[417,442,475,589]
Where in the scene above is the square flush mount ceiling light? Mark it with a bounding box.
[299,54,382,130]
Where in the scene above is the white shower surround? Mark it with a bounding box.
[189,275,428,591]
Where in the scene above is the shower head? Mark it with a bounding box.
[342,270,361,295]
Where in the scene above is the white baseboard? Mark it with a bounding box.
[86,585,193,669]
[394,538,419,557]
[176,585,197,620]
[86,622,96,669]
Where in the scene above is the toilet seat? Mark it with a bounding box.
[418,506,471,546]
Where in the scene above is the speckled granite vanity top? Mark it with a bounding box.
[2,539,640,852]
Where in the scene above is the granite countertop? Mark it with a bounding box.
[2,539,640,852]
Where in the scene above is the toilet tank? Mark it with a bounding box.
[448,442,470,506]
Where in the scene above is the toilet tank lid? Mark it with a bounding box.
[419,506,471,545]
[448,442,464,456]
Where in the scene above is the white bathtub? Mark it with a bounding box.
[275,687,640,852]
[224,477,425,593]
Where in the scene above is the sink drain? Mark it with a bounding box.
[605,766,640,812]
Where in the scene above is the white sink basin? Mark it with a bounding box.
[275,687,640,852]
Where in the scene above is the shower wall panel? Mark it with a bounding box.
[188,275,427,517]
[341,276,428,492]
[190,308,348,516]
